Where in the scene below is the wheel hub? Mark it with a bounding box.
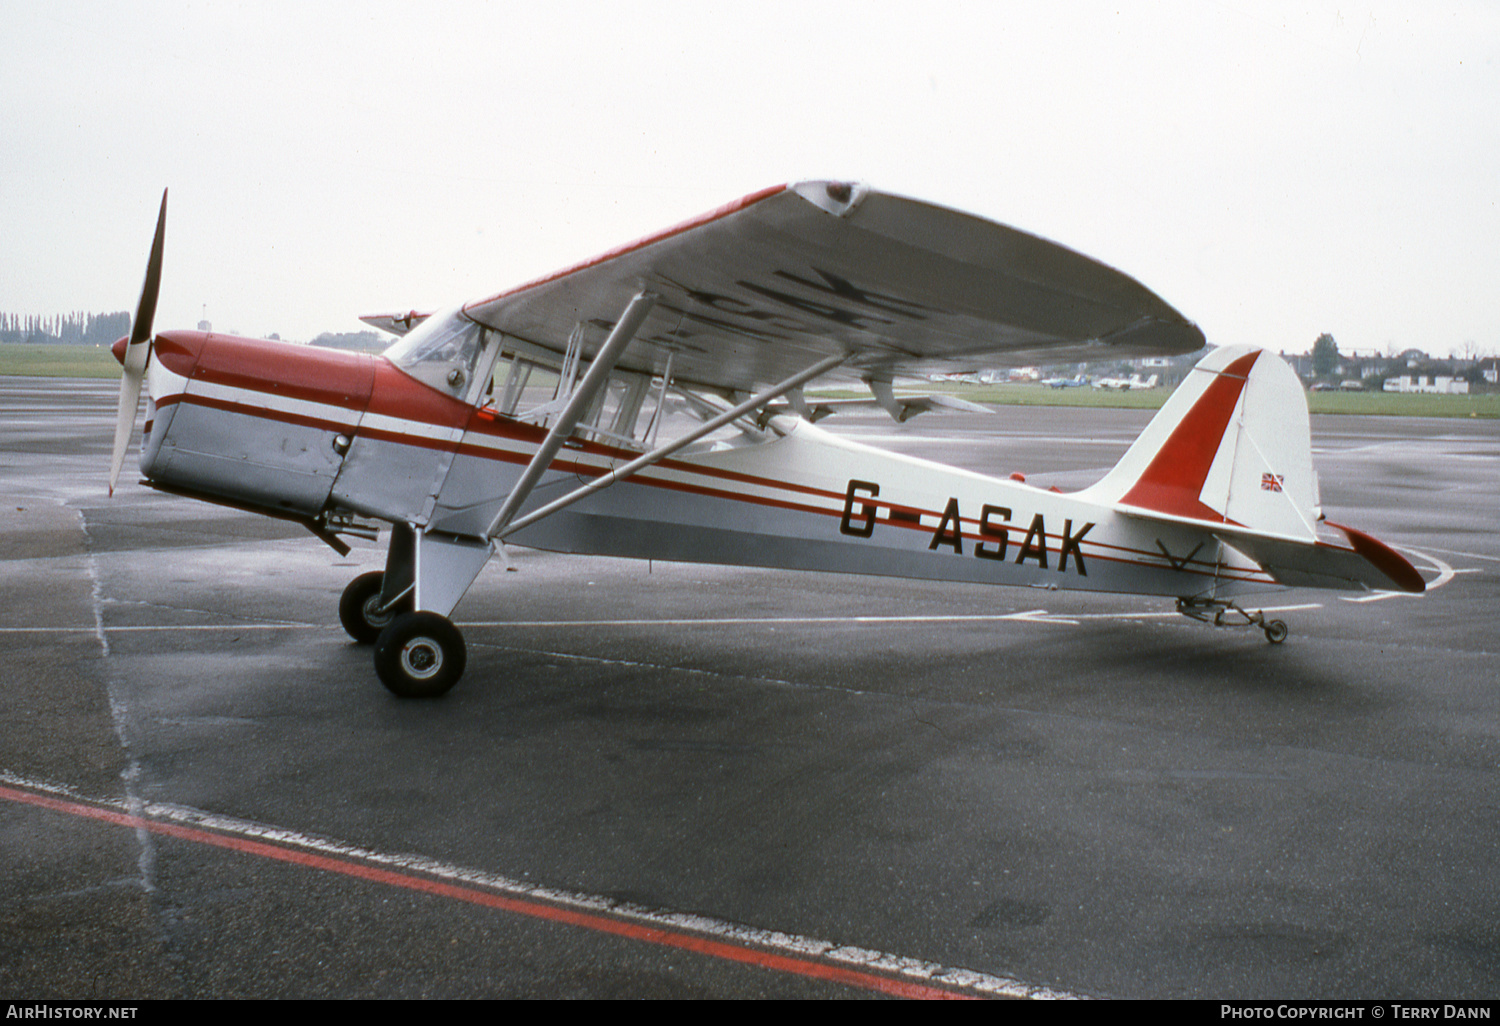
[363,595,394,630]
[400,639,443,679]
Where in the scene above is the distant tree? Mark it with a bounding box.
[1312,333,1339,377]
[0,310,131,345]
[309,330,387,352]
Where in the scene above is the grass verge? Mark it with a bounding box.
[1,344,122,379]
[6,344,1496,417]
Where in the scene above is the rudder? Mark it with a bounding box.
[1081,346,1320,541]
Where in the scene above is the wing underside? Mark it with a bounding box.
[459,181,1205,393]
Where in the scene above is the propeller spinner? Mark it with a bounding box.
[109,189,167,495]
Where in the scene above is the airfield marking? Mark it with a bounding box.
[1407,544,1500,564]
[1340,546,1457,603]
[461,605,1329,628]
[0,773,1075,1001]
[0,600,1413,634]
[0,606,1315,634]
[835,432,1129,447]
[0,546,1456,635]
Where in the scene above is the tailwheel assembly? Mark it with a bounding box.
[1177,597,1289,644]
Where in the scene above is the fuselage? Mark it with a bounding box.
[124,330,1275,603]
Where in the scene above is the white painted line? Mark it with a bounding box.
[465,613,1098,627]
[1340,546,1459,602]
[0,623,320,634]
[0,771,1082,1000]
[4,603,1333,635]
[1403,544,1500,565]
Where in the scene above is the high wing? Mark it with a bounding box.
[458,181,1205,392]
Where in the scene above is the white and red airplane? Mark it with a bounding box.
[108,182,1425,697]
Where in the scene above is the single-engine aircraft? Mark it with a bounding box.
[1092,372,1159,391]
[108,182,1425,697]
[1043,374,1089,389]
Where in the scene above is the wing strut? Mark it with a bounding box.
[865,376,908,422]
[484,291,658,538]
[494,352,847,541]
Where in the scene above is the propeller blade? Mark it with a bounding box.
[109,189,167,495]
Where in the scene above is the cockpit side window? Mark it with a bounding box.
[474,338,775,454]
[486,353,562,417]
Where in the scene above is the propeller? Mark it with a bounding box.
[109,189,167,496]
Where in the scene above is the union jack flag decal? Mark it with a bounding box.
[1261,473,1284,492]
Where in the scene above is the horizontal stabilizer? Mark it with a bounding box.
[359,310,432,337]
[1216,522,1425,594]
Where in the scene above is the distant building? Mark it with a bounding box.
[1383,375,1470,395]
[1280,351,1314,380]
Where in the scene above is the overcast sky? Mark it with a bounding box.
[4,1,1497,358]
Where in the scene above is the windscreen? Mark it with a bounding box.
[383,307,486,398]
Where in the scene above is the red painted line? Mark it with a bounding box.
[0,783,972,1000]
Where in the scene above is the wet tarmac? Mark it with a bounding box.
[2,376,1497,998]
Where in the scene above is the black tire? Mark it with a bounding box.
[1264,620,1289,644]
[339,571,408,645]
[374,611,466,698]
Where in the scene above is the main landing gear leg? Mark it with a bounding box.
[338,525,416,645]
[1176,597,1288,644]
[339,571,408,644]
[341,525,489,698]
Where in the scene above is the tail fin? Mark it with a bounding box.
[1083,345,1320,541]
[1082,346,1425,594]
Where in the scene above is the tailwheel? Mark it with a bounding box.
[374,611,466,698]
[338,571,410,645]
[1177,597,1289,645]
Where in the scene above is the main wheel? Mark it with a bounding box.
[374,611,466,698]
[339,571,409,644]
